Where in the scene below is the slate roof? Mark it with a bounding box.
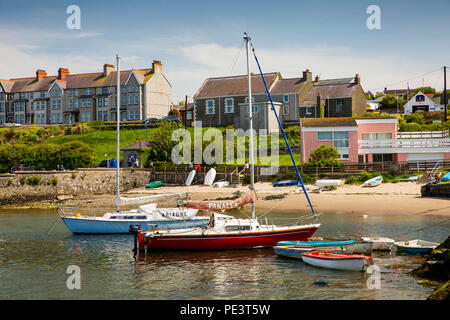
[194,72,278,98]
[270,77,304,94]
[303,80,358,105]
[2,68,153,93]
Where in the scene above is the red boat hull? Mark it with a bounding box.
[139,226,319,251]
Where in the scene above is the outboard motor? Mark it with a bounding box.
[129,224,141,254]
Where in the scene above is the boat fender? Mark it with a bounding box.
[76,213,81,217]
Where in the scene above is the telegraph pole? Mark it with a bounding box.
[444,66,447,122]
[184,95,188,129]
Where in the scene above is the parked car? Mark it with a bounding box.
[11,164,34,172]
[158,116,180,124]
[142,118,159,125]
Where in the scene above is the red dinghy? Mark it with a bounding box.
[301,252,373,271]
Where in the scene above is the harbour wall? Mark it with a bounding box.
[421,183,450,198]
[0,169,153,205]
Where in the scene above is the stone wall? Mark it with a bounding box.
[421,183,450,198]
[0,168,153,205]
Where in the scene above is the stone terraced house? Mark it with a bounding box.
[0,60,171,125]
[192,69,367,131]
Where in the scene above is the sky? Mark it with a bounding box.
[1,0,449,103]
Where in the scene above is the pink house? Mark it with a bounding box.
[300,117,450,164]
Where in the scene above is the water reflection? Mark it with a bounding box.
[0,209,447,299]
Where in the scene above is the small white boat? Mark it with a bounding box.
[361,236,395,251]
[363,176,383,187]
[301,252,373,271]
[394,239,439,254]
[185,170,196,186]
[204,168,216,186]
[315,179,342,187]
[213,181,229,188]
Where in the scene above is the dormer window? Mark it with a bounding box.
[244,96,255,103]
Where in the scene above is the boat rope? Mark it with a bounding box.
[227,40,245,76]
[385,218,450,240]
[245,32,318,221]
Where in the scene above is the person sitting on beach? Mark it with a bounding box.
[433,174,440,184]
[426,174,435,184]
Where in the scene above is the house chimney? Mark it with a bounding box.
[152,60,163,74]
[36,69,47,81]
[103,64,115,77]
[354,74,360,85]
[57,68,69,80]
[302,69,312,82]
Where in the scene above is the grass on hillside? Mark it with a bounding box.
[45,127,302,166]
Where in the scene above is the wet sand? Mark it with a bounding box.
[34,181,450,216]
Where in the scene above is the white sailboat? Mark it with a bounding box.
[137,33,320,251]
[59,55,209,234]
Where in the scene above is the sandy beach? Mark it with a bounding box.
[42,181,450,216]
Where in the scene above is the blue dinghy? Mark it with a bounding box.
[277,239,355,247]
[273,180,298,187]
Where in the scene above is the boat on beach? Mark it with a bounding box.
[136,33,321,251]
[393,239,439,254]
[301,252,373,271]
[363,176,383,187]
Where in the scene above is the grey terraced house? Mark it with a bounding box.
[0,60,171,125]
[192,69,367,131]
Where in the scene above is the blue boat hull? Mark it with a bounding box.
[61,217,209,234]
[274,246,304,259]
[277,240,355,247]
[396,246,433,254]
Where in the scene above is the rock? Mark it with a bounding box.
[427,280,450,300]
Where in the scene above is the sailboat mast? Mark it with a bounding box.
[116,54,120,213]
[244,33,256,220]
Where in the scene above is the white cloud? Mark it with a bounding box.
[169,42,445,102]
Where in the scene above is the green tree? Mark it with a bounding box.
[144,121,183,164]
[307,145,341,167]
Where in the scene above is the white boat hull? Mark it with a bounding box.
[301,255,368,271]
[361,237,395,251]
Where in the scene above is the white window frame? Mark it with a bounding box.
[205,99,215,115]
[224,98,234,113]
[283,94,289,103]
[283,105,289,115]
[306,107,312,115]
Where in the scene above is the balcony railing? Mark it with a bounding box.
[397,130,449,139]
[359,138,450,151]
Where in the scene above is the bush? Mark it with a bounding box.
[307,145,341,168]
[47,177,58,186]
[0,141,95,173]
[26,176,41,185]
